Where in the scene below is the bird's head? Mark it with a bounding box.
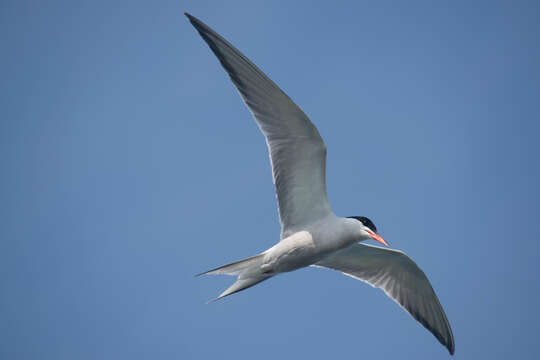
[347,216,389,247]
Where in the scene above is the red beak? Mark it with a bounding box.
[367,229,389,247]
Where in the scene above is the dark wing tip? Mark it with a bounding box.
[412,306,454,355]
[415,296,455,355]
[184,13,218,47]
[448,336,455,355]
[184,12,206,31]
[184,13,202,29]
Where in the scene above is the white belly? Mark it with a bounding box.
[262,231,319,273]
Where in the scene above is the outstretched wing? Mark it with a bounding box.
[314,243,455,355]
[186,13,332,238]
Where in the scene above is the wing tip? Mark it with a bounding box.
[447,342,455,355]
[184,12,201,28]
[184,12,205,30]
[447,334,455,355]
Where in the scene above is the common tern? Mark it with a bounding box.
[186,13,454,355]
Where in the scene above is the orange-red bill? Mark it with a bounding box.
[367,230,389,247]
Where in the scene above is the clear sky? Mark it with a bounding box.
[2,1,539,359]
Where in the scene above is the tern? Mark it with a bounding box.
[186,13,454,355]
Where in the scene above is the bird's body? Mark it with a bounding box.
[264,216,362,274]
[199,215,362,297]
[186,13,455,355]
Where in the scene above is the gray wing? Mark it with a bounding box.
[315,243,455,355]
[186,13,332,238]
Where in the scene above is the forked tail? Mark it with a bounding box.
[196,253,271,302]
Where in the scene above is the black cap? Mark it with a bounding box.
[347,216,377,233]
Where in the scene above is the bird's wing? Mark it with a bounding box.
[314,243,455,355]
[186,13,332,238]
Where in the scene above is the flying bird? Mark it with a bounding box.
[186,13,455,355]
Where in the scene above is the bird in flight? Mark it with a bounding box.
[186,13,454,355]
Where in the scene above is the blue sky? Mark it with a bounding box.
[2,1,539,359]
